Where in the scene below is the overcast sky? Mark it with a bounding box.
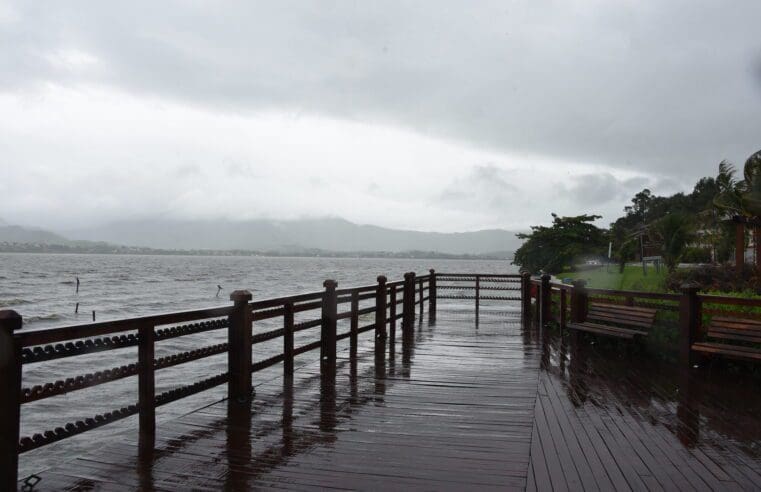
[1,1,760,232]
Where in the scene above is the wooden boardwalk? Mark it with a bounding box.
[20,306,761,490]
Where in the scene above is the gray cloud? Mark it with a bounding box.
[2,1,760,178]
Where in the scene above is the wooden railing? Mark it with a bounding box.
[527,274,761,367]
[0,270,522,486]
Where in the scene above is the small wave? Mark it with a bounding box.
[25,313,63,322]
[0,298,31,307]
[60,281,75,285]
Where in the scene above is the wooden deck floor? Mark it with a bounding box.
[20,306,761,491]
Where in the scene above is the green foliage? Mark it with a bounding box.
[512,214,607,274]
[713,150,761,218]
[559,265,668,292]
[681,246,712,263]
[651,213,694,272]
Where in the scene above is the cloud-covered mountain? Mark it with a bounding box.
[65,218,521,255]
[0,224,69,244]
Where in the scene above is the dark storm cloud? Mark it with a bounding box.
[2,1,760,180]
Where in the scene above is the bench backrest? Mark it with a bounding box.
[707,316,761,344]
[586,303,657,330]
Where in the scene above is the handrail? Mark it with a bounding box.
[2,270,470,486]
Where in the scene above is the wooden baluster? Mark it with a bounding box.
[350,291,359,359]
[0,310,22,489]
[229,290,253,404]
[475,275,480,328]
[418,278,424,319]
[321,280,338,374]
[137,321,156,448]
[284,302,294,376]
[736,219,745,273]
[570,280,588,323]
[521,272,531,322]
[389,285,396,340]
[402,272,415,336]
[680,284,701,369]
[428,269,436,324]
[375,276,388,342]
[559,288,568,331]
[540,274,551,327]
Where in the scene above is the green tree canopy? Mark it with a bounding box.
[512,214,607,274]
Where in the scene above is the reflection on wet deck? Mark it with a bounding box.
[23,307,761,490]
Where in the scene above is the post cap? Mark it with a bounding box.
[377,275,387,284]
[521,271,531,278]
[429,268,435,274]
[680,282,701,293]
[229,290,253,302]
[404,271,416,279]
[0,309,23,331]
[323,279,337,288]
[541,273,552,281]
[572,279,587,288]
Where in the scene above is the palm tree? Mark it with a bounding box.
[712,150,761,268]
[652,213,694,272]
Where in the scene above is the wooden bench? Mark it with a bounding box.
[567,302,657,339]
[692,316,761,363]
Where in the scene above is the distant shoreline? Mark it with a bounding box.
[0,243,512,261]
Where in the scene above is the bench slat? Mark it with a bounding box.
[567,322,645,339]
[706,331,761,344]
[586,314,654,330]
[590,303,658,316]
[692,342,761,362]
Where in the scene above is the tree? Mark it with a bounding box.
[512,214,607,274]
[652,213,694,272]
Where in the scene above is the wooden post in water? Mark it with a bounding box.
[679,284,701,369]
[402,272,415,336]
[475,275,480,328]
[0,310,22,489]
[228,290,253,403]
[569,280,588,323]
[389,285,396,340]
[137,321,156,448]
[521,272,531,321]
[375,276,388,342]
[284,302,294,376]
[540,274,551,327]
[321,280,338,374]
[428,269,436,324]
[350,291,359,358]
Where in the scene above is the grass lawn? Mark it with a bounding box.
[557,264,668,292]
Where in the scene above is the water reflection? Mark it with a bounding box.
[533,326,761,458]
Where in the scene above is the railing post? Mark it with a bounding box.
[284,302,294,376]
[375,276,388,341]
[229,290,253,404]
[428,269,436,324]
[321,280,338,373]
[0,310,22,489]
[402,272,416,336]
[475,275,480,327]
[350,291,359,358]
[540,274,551,327]
[559,288,568,330]
[137,321,156,447]
[570,280,588,323]
[418,278,424,319]
[389,285,397,340]
[521,272,531,321]
[679,284,701,369]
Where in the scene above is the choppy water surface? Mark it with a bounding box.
[0,253,514,475]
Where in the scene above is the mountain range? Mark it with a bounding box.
[0,218,521,256]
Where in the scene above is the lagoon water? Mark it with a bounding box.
[0,253,514,475]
